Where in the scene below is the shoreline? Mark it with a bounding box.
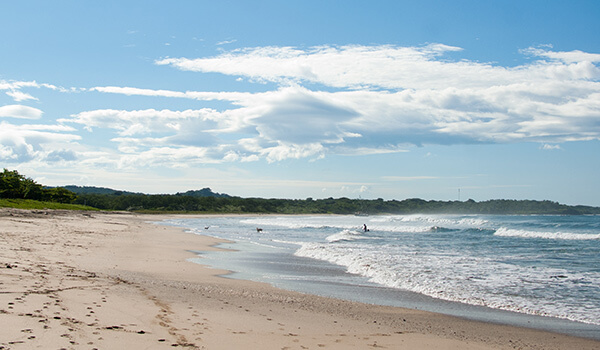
[1,209,599,349]
[186,232,600,341]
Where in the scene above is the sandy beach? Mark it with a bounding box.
[1,209,598,349]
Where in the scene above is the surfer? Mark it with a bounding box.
[363,224,369,232]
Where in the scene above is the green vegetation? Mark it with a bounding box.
[2,169,599,215]
[0,198,99,211]
[63,185,229,198]
[70,194,600,215]
[1,169,77,203]
[62,185,140,196]
[0,169,96,210]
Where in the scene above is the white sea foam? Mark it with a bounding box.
[294,240,600,325]
[396,215,489,227]
[326,229,365,242]
[240,215,485,236]
[367,225,444,233]
[242,217,436,234]
[240,216,336,229]
[495,227,600,240]
[167,214,600,327]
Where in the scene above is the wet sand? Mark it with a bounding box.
[1,209,598,349]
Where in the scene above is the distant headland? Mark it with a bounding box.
[2,169,599,215]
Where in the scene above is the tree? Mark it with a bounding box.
[0,169,24,198]
[42,187,77,203]
[0,169,42,199]
[21,177,43,200]
[0,169,76,203]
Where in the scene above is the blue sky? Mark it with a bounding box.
[1,0,600,205]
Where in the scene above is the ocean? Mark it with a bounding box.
[159,214,600,339]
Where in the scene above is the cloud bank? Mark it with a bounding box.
[3,44,600,167]
[0,105,43,119]
[156,44,600,89]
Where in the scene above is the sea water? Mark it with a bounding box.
[160,214,600,338]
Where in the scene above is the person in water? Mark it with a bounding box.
[363,224,369,232]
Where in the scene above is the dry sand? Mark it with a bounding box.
[1,209,598,349]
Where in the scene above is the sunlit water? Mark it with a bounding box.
[160,214,600,338]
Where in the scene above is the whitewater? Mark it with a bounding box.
[161,214,600,335]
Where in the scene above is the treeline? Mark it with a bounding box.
[2,169,599,215]
[0,169,76,203]
[72,194,600,215]
[62,185,230,198]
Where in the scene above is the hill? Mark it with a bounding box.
[63,186,229,198]
[175,188,230,198]
[62,185,141,196]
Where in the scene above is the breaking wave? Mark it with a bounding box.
[494,227,600,240]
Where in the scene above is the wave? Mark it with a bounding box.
[242,215,488,231]
[294,242,600,325]
[243,223,332,230]
[242,217,456,235]
[326,229,365,243]
[240,217,342,230]
[494,227,600,240]
[166,215,600,326]
[394,215,489,227]
[428,226,457,233]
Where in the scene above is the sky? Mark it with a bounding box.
[1,0,600,206]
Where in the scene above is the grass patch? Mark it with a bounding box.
[0,198,100,211]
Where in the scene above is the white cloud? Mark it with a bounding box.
[156,44,600,89]
[5,90,38,102]
[522,47,600,63]
[541,144,562,150]
[0,122,80,162]
[0,79,75,112]
[116,146,216,169]
[83,79,600,163]
[61,107,260,165]
[62,108,223,136]
[155,45,600,149]
[216,39,237,45]
[262,142,324,163]
[90,85,251,102]
[0,79,64,93]
[157,44,471,89]
[53,44,600,165]
[0,105,43,119]
[0,80,46,90]
[250,87,359,144]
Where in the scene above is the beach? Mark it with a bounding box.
[1,209,598,349]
